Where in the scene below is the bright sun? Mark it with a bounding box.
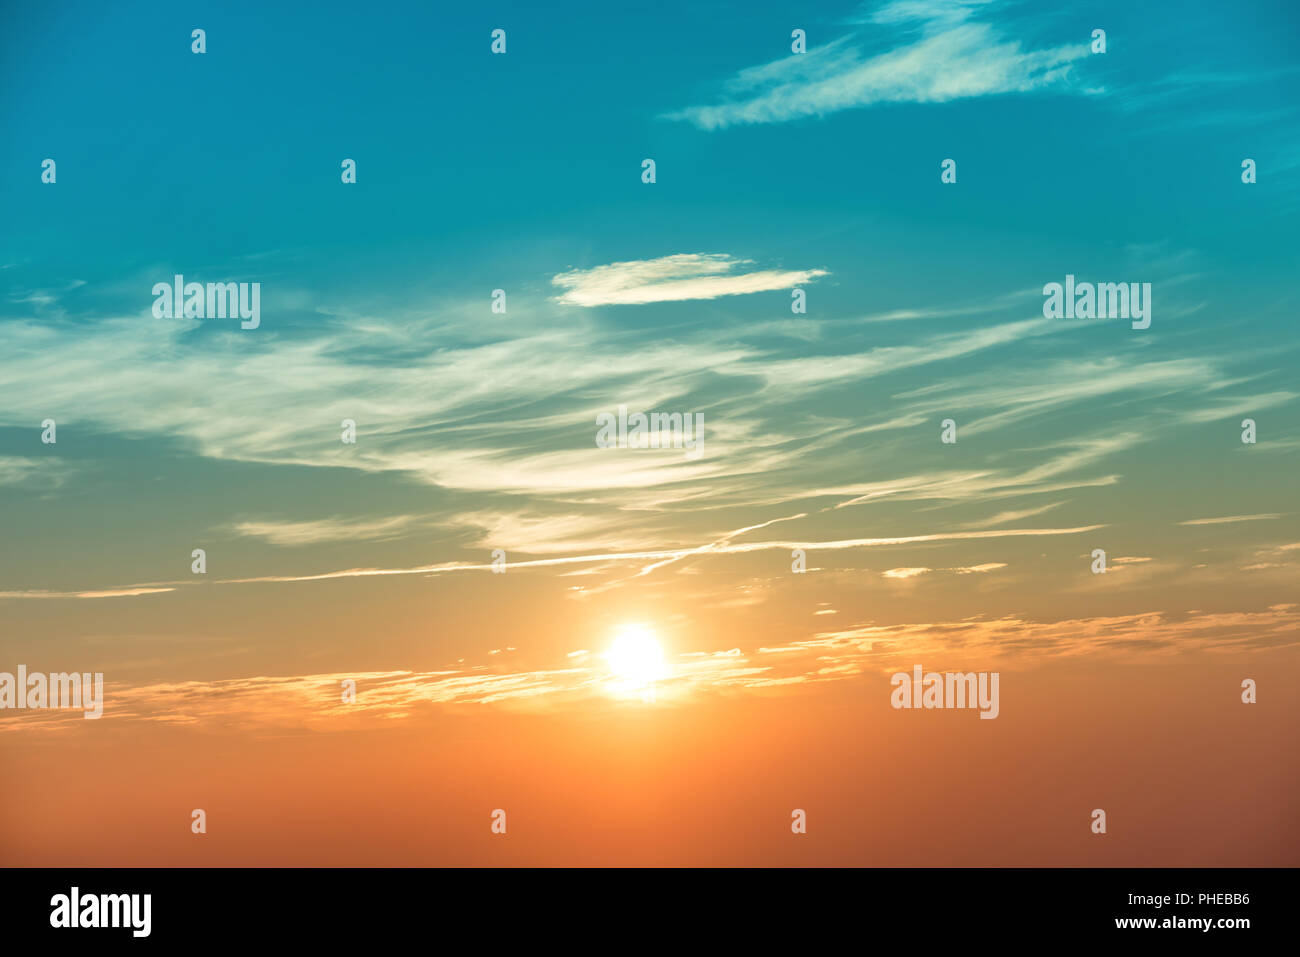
[604,624,666,689]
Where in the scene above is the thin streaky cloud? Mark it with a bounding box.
[0,525,1103,600]
[954,562,1008,573]
[229,514,425,546]
[0,455,75,488]
[961,502,1065,528]
[7,603,1295,734]
[883,567,931,579]
[551,253,827,307]
[218,524,1103,585]
[0,586,177,600]
[1179,514,1284,526]
[665,0,1092,130]
[1178,391,1298,423]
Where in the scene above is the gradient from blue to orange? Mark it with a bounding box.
[1,0,1297,865]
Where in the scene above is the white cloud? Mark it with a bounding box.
[962,502,1064,528]
[882,561,1007,578]
[229,515,424,546]
[1179,514,1282,526]
[0,586,175,599]
[666,1,1091,130]
[953,562,1007,574]
[551,254,827,307]
[0,455,74,488]
[883,566,931,579]
[447,510,658,555]
[200,525,1107,590]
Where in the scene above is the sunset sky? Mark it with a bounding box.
[2,0,1298,866]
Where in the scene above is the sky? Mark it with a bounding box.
[1,0,1298,865]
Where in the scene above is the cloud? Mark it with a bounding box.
[0,455,74,488]
[213,523,1100,587]
[953,562,1007,573]
[0,281,1234,522]
[0,275,1279,598]
[1177,392,1298,424]
[0,586,176,600]
[447,510,660,555]
[883,566,931,579]
[666,0,1092,129]
[1179,514,1283,526]
[962,503,1065,528]
[0,309,741,498]
[0,524,1102,599]
[883,561,1006,579]
[773,603,1300,667]
[229,514,424,546]
[820,434,1138,511]
[8,602,1296,733]
[1254,543,1300,554]
[899,358,1224,439]
[719,317,1054,391]
[551,254,827,307]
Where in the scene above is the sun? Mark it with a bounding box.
[604,624,667,690]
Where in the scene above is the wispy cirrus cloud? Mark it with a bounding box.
[882,566,930,579]
[770,603,1300,666]
[0,277,1252,518]
[665,0,1093,130]
[0,586,176,600]
[961,502,1065,528]
[1,269,1283,607]
[1177,391,1298,424]
[0,454,74,488]
[882,561,1007,579]
[447,510,658,555]
[1179,514,1283,526]
[551,253,827,307]
[0,524,1100,600]
[228,514,425,546]
[216,523,1100,587]
[8,603,1295,734]
[955,562,1008,573]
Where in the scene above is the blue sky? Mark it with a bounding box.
[4,0,1297,304]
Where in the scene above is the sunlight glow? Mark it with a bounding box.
[604,624,667,692]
